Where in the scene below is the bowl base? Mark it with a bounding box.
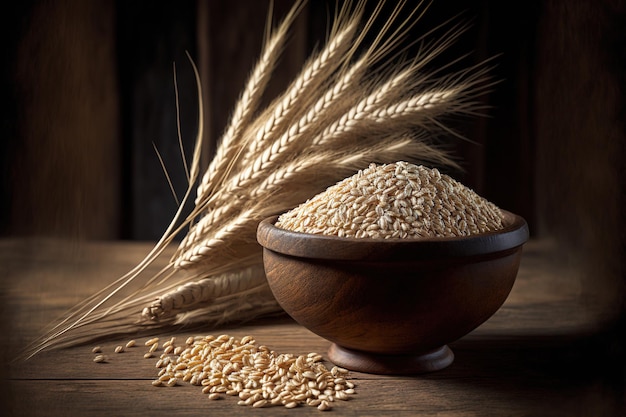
[328,343,454,375]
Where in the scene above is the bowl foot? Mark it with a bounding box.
[328,343,454,375]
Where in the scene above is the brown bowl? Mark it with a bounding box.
[256,210,529,374]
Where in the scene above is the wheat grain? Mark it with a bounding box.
[145,337,159,346]
[310,84,450,152]
[369,88,460,124]
[93,354,106,363]
[167,283,281,328]
[276,162,503,238]
[148,333,356,411]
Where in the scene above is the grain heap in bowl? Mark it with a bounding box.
[275,161,503,239]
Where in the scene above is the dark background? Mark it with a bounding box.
[1,0,624,332]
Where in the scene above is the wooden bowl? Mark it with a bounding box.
[256,210,529,374]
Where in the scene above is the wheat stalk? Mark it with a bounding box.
[24,0,495,358]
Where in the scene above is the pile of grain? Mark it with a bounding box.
[94,334,354,411]
[151,334,353,410]
[276,161,504,238]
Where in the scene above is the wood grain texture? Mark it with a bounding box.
[4,0,120,239]
[1,239,623,416]
[532,0,626,324]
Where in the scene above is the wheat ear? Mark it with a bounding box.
[175,207,262,269]
[238,8,363,170]
[170,284,281,328]
[211,18,475,205]
[208,0,434,202]
[195,0,305,206]
[247,134,458,210]
[142,263,267,321]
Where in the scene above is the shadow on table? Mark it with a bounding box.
[434,321,625,415]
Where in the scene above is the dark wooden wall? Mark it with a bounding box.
[2,1,625,316]
[2,0,121,239]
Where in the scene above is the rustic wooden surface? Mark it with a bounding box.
[0,238,623,416]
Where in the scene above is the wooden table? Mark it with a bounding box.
[1,239,624,416]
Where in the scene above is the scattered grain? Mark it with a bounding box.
[146,333,355,411]
[114,345,124,353]
[145,337,159,346]
[125,340,136,348]
[91,346,102,354]
[93,354,106,363]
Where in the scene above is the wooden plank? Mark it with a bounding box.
[2,239,623,416]
[3,0,120,239]
[7,377,611,417]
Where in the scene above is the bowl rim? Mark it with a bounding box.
[257,210,529,261]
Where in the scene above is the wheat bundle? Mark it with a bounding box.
[24,0,494,358]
